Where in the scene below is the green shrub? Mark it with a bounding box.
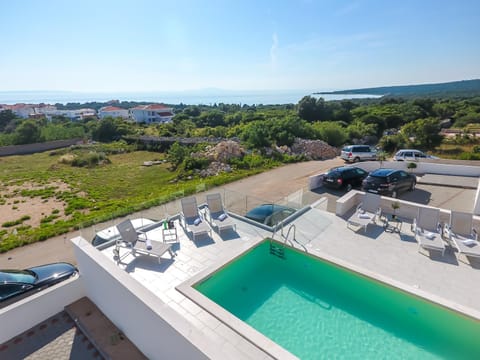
[182,156,210,171]
[71,151,110,167]
[459,152,480,160]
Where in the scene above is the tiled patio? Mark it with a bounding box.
[98,204,480,358]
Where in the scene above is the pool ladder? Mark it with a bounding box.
[282,224,296,246]
[270,223,305,258]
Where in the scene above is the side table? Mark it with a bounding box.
[162,227,178,243]
[384,216,402,233]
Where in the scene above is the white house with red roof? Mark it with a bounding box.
[129,104,174,123]
[98,106,130,119]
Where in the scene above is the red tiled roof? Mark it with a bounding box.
[101,106,124,112]
[131,104,170,110]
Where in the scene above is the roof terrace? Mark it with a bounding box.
[2,165,480,358]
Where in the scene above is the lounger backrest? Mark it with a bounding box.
[362,193,380,213]
[117,219,138,245]
[181,197,199,219]
[417,207,439,231]
[450,211,473,236]
[206,193,224,213]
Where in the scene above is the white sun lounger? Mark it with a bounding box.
[205,193,236,235]
[446,211,480,261]
[347,193,382,232]
[413,207,445,256]
[114,219,174,264]
[180,196,212,241]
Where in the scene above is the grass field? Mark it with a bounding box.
[0,150,266,252]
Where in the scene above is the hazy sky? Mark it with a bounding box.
[1,0,479,92]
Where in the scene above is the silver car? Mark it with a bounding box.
[393,149,439,161]
[340,145,377,163]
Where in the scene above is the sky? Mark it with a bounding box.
[0,0,479,92]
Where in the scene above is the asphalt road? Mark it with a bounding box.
[0,157,476,269]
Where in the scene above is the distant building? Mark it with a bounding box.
[0,103,57,118]
[98,106,130,119]
[129,104,174,124]
[44,108,97,121]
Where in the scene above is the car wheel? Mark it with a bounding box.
[346,183,353,192]
[353,157,360,163]
[410,181,416,191]
[391,190,398,198]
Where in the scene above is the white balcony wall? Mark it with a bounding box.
[71,237,222,360]
[0,277,85,343]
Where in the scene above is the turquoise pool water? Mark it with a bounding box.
[195,241,480,359]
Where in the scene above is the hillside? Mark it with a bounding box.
[316,79,480,98]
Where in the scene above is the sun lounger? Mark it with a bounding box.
[205,193,236,234]
[114,219,174,264]
[413,207,445,256]
[447,211,480,261]
[180,196,212,241]
[347,193,382,232]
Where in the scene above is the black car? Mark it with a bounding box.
[245,204,296,226]
[0,262,78,308]
[362,168,416,198]
[322,166,368,192]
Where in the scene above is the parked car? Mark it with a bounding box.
[362,168,416,198]
[322,166,369,192]
[393,149,439,161]
[245,204,296,226]
[340,145,377,163]
[0,262,78,308]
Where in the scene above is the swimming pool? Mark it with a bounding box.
[190,240,480,359]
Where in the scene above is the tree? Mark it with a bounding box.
[401,118,443,149]
[312,121,347,147]
[0,110,16,131]
[92,118,130,142]
[240,121,272,148]
[14,120,42,144]
[297,96,318,122]
[166,142,189,169]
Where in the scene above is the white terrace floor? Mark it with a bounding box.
[99,204,480,359]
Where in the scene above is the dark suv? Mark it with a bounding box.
[323,166,368,192]
[362,168,416,198]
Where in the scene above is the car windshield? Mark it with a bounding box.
[0,269,37,284]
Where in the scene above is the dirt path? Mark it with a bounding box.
[0,158,343,269]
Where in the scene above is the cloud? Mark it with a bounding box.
[270,32,279,70]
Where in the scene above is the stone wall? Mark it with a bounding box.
[0,138,83,157]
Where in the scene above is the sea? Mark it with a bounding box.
[0,90,381,106]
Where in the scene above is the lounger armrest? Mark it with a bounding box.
[411,218,417,233]
[473,229,478,241]
[356,202,364,213]
[205,207,212,222]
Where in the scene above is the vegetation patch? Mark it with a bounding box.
[2,215,31,228]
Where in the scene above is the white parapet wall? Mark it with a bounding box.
[0,276,85,343]
[71,236,225,360]
[336,190,480,228]
[473,178,480,215]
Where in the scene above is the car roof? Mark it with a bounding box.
[396,149,423,153]
[329,166,359,173]
[370,168,398,176]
